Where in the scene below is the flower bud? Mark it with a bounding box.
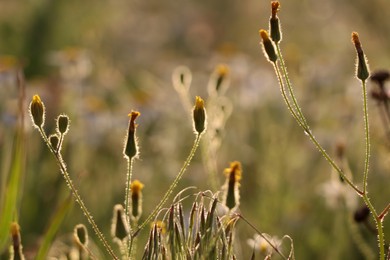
[259,30,278,62]
[57,114,70,134]
[222,161,242,210]
[130,179,144,221]
[193,96,207,135]
[49,134,60,151]
[124,111,141,159]
[270,1,282,43]
[29,95,45,128]
[10,222,24,260]
[111,204,130,241]
[351,32,370,81]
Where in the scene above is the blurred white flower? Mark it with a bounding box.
[318,174,358,210]
[247,234,282,256]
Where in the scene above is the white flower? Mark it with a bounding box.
[247,234,282,256]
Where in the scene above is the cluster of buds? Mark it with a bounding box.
[259,1,282,63]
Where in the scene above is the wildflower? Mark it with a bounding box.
[29,95,45,128]
[318,174,357,210]
[259,30,278,62]
[222,161,242,210]
[270,1,282,43]
[124,111,141,159]
[57,114,70,135]
[193,96,207,135]
[130,180,144,221]
[351,32,370,81]
[247,234,282,256]
[111,204,130,241]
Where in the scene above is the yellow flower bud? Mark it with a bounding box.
[29,95,45,128]
[192,96,207,135]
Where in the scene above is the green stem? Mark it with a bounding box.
[361,80,370,194]
[276,45,308,128]
[272,60,362,195]
[38,127,119,260]
[134,134,202,234]
[124,157,134,258]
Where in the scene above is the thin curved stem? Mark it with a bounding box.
[276,45,308,128]
[272,60,362,195]
[361,80,370,195]
[134,134,202,234]
[38,127,119,260]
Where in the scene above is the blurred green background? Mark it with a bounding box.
[1,0,390,258]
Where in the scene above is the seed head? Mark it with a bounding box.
[351,32,370,81]
[259,30,278,62]
[29,95,45,128]
[193,96,207,135]
[124,111,141,159]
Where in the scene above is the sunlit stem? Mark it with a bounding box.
[124,157,135,258]
[272,60,362,195]
[37,127,119,260]
[276,44,308,128]
[361,80,370,195]
[134,134,202,234]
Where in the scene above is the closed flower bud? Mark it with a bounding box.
[49,134,60,151]
[111,204,130,241]
[10,222,24,260]
[222,161,242,210]
[124,111,141,159]
[270,1,282,43]
[259,30,278,62]
[131,180,144,221]
[193,96,207,135]
[57,114,70,134]
[351,32,370,81]
[29,95,45,128]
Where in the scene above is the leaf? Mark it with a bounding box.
[0,131,25,253]
[36,195,73,259]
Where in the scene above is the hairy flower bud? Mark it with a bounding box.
[130,180,144,221]
[259,30,278,62]
[270,1,282,43]
[57,114,70,134]
[351,32,370,81]
[193,96,207,135]
[124,111,141,159]
[222,161,242,210]
[29,95,45,128]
